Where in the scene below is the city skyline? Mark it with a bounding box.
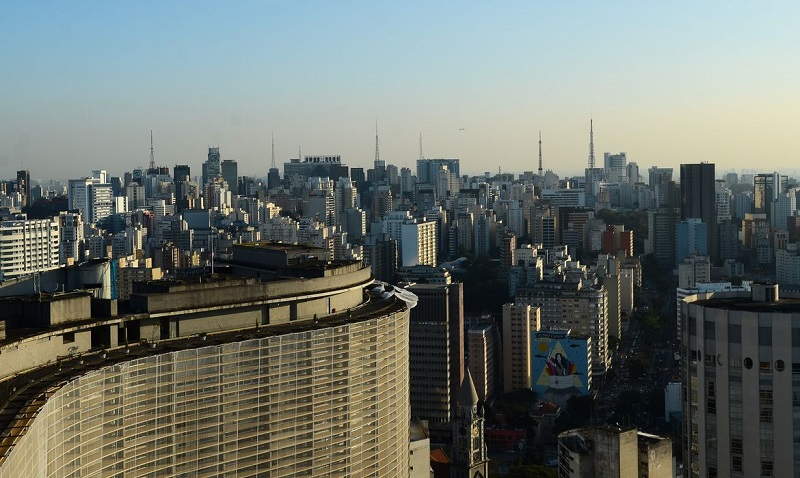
[4,2,800,179]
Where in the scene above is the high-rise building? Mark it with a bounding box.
[681,282,800,477]
[753,172,788,223]
[203,147,221,186]
[675,218,709,264]
[0,248,412,477]
[220,159,238,191]
[417,158,460,186]
[467,321,500,403]
[0,216,60,280]
[604,152,627,183]
[68,171,114,224]
[516,280,610,376]
[400,220,437,267]
[680,163,716,260]
[16,170,30,208]
[502,303,538,392]
[407,283,464,424]
[648,167,673,209]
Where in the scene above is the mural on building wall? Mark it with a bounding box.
[531,330,590,406]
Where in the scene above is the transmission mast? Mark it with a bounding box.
[538,131,543,177]
[588,118,595,170]
[149,130,155,171]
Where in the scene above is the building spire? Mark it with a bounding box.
[149,130,155,171]
[538,131,543,177]
[588,117,595,170]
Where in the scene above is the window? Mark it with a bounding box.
[744,357,754,369]
[63,332,75,344]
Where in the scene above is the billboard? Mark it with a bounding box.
[531,330,591,406]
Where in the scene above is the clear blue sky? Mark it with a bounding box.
[3,1,800,181]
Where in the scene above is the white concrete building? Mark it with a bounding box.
[0,216,60,280]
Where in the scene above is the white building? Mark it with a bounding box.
[0,216,60,280]
[776,243,800,285]
[68,171,114,224]
[401,220,437,267]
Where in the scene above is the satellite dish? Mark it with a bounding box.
[43,282,59,293]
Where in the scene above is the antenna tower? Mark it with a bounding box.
[419,133,424,161]
[588,118,595,169]
[271,133,276,169]
[538,131,543,177]
[149,130,155,171]
[375,120,380,166]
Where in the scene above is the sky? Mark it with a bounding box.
[3,1,800,182]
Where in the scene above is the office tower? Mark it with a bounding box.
[647,208,678,268]
[400,167,415,200]
[675,218,709,264]
[680,163,716,260]
[15,170,30,208]
[0,251,412,477]
[0,216,60,280]
[604,152,627,183]
[776,244,800,285]
[202,147,221,187]
[283,155,348,187]
[753,172,788,224]
[220,159,238,190]
[68,171,114,224]
[407,282,464,424]
[648,167,673,208]
[467,321,500,403]
[450,370,489,478]
[370,186,392,222]
[680,283,800,478]
[365,233,397,282]
[173,164,191,184]
[416,158,460,185]
[502,303,537,392]
[558,426,672,478]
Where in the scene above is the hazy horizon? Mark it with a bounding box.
[4,2,800,180]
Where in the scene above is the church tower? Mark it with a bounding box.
[451,368,489,478]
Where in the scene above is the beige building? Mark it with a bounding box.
[115,257,163,300]
[0,246,414,477]
[558,426,672,478]
[467,321,499,403]
[681,282,800,477]
[502,303,540,392]
[516,279,610,376]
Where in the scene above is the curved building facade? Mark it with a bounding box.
[681,283,800,478]
[0,250,412,477]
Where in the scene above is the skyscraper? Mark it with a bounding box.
[16,170,30,208]
[220,159,238,190]
[407,282,464,424]
[203,147,221,186]
[680,163,716,261]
